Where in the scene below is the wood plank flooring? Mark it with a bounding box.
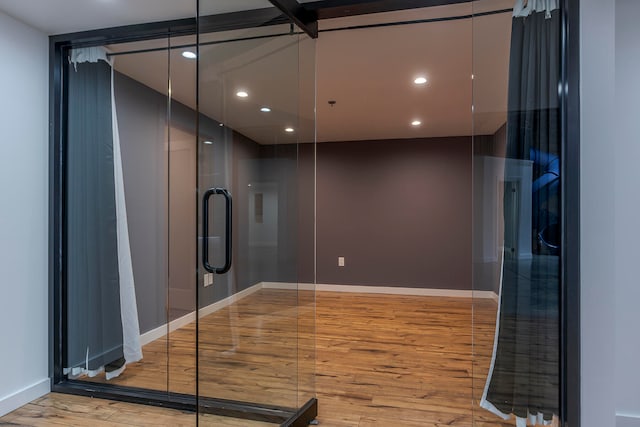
[0,393,276,426]
[0,290,519,426]
[314,292,513,427]
[82,289,313,409]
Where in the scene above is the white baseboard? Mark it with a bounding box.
[140,283,263,346]
[261,282,316,291]
[140,310,196,346]
[0,378,49,417]
[263,282,497,299]
[140,281,498,346]
[312,283,497,299]
[618,414,640,427]
[198,282,263,318]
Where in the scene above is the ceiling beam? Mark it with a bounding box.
[267,0,319,38]
[304,0,471,20]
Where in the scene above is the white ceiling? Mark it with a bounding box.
[105,26,314,145]
[0,0,273,35]
[0,0,513,143]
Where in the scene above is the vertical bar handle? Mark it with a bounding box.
[202,188,232,274]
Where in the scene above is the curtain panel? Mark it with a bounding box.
[65,47,141,380]
[480,2,561,426]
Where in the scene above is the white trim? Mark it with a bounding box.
[140,311,195,346]
[140,281,498,346]
[261,282,316,291]
[198,282,263,318]
[618,414,640,427]
[0,378,49,417]
[139,283,263,345]
[264,282,497,299]
[489,291,500,303]
[315,283,496,299]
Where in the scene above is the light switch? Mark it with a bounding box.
[204,273,213,287]
[338,256,345,267]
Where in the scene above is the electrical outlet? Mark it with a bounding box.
[338,256,345,267]
[204,273,213,287]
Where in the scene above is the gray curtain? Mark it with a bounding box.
[481,6,561,425]
[66,58,125,375]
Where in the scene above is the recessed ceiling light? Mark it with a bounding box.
[414,76,427,85]
[411,120,422,126]
[236,90,248,98]
[182,51,197,59]
[285,127,295,133]
[203,140,213,145]
[260,107,271,112]
[219,123,224,127]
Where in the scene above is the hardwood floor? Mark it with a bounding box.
[314,292,512,427]
[81,288,314,409]
[0,393,276,426]
[0,290,518,426]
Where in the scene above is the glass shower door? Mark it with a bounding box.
[196,2,316,424]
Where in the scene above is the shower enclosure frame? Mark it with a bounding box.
[48,0,581,425]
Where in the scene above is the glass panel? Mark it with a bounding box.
[167,33,198,397]
[62,1,315,424]
[197,0,316,419]
[472,0,561,425]
[296,33,317,410]
[105,32,200,399]
[65,32,199,404]
[312,7,475,426]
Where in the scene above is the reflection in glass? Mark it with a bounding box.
[473,0,561,425]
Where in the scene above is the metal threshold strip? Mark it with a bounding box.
[53,380,317,426]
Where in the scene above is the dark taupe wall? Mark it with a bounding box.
[115,72,170,333]
[230,132,262,290]
[115,72,266,332]
[312,137,473,290]
[116,69,310,332]
[297,143,316,284]
[118,67,476,326]
[228,134,306,288]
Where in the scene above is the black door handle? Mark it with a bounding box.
[202,188,232,274]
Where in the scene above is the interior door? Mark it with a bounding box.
[196,2,316,423]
